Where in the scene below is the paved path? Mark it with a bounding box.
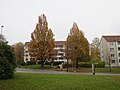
[16,68,120,76]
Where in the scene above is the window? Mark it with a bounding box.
[111,54,114,57]
[59,57,63,60]
[58,45,63,48]
[119,59,120,63]
[26,58,28,61]
[26,54,28,57]
[118,42,120,45]
[119,53,120,57]
[118,47,120,51]
[111,60,115,64]
[110,42,114,45]
[30,58,32,61]
[59,49,63,52]
[53,57,57,60]
[110,48,114,52]
[58,53,64,56]
[55,45,63,48]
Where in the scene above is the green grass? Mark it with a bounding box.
[80,67,120,73]
[96,68,120,73]
[0,73,120,90]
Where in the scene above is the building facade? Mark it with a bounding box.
[24,41,67,63]
[54,41,67,62]
[24,42,31,63]
[100,36,120,67]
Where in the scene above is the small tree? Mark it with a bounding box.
[28,14,55,68]
[12,42,24,67]
[91,37,100,63]
[0,41,16,79]
[90,37,100,73]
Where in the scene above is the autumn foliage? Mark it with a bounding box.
[90,37,100,63]
[12,42,24,67]
[65,22,89,68]
[28,14,55,67]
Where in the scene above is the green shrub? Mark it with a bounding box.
[79,62,92,68]
[95,61,105,68]
[63,64,72,68]
[26,61,36,65]
[79,61,105,68]
[44,61,51,65]
[0,41,16,79]
[20,61,26,66]
[63,61,105,68]
[53,61,64,65]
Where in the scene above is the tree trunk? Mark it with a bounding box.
[51,60,54,68]
[76,59,79,68]
[66,59,68,72]
[109,57,111,72]
[41,60,44,68]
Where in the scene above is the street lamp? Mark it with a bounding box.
[1,25,4,35]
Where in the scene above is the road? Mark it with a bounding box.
[16,68,120,76]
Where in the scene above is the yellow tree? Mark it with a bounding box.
[91,37,100,63]
[12,42,24,67]
[28,14,55,68]
[90,37,100,73]
[65,22,89,68]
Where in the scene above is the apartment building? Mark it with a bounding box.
[99,36,120,67]
[54,41,67,62]
[24,42,31,63]
[24,41,67,63]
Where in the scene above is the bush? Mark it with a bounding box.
[63,61,105,68]
[44,61,51,65]
[79,62,92,68]
[0,41,16,79]
[26,61,36,65]
[63,64,72,68]
[79,61,105,68]
[95,61,105,68]
[20,61,26,66]
[53,61,64,65]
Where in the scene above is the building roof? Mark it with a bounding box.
[24,42,30,46]
[55,41,66,45]
[102,35,120,42]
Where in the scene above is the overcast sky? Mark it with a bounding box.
[0,0,120,44]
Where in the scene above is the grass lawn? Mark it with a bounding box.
[96,68,120,73]
[0,73,120,90]
[55,67,120,73]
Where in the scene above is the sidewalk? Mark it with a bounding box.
[16,68,120,76]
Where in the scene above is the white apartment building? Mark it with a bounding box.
[24,41,67,63]
[100,36,120,67]
[24,42,31,63]
[54,41,67,62]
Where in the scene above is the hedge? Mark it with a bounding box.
[63,61,105,68]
